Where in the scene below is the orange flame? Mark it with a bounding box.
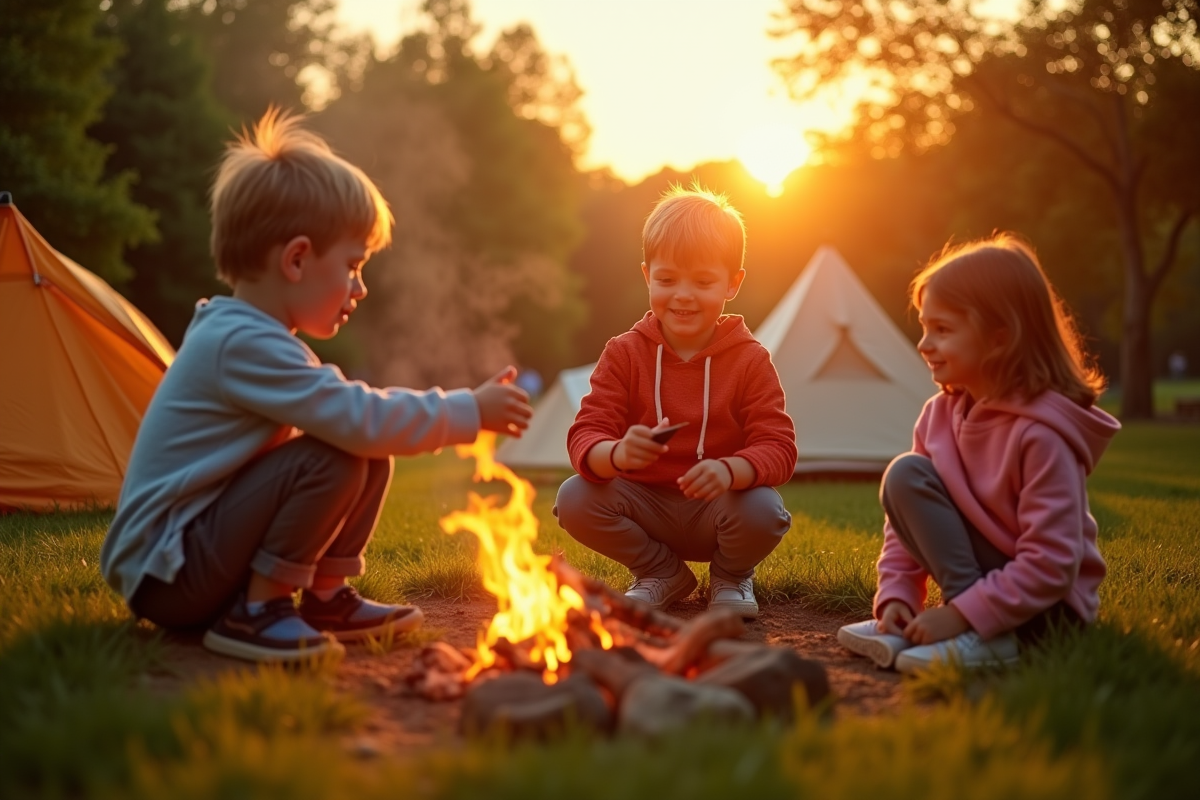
[439,432,609,683]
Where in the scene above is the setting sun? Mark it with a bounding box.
[736,124,813,197]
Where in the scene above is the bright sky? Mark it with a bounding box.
[336,0,854,188]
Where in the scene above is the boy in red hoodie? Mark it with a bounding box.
[554,186,797,618]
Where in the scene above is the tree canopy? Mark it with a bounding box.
[773,0,1200,417]
[317,0,587,387]
[91,0,231,345]
[0,0,155,285]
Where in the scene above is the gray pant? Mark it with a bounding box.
[881,453,1080,641]
[131,436,392,628]
[553,475,792,582]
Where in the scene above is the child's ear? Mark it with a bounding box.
[641,262,650,286]
[278,236,313,284]
[725,268,747,300]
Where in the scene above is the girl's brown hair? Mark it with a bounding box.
[910,234,1105,407]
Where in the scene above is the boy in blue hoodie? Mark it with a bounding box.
[100,110,532,663]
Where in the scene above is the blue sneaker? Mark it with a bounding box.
[202,595,344,663]
[300,586,424,642]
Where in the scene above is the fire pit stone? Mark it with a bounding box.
[617,674,755,738]
[459,671,612,740]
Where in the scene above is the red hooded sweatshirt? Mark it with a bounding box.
[874,390,1121,639]
[568,312,797,489]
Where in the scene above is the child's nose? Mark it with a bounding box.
[352,276,367,300]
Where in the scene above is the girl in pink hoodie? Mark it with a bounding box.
[838,234,1120,673]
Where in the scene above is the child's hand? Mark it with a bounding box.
[877,600,914,636]
[614,420,671,471]
[677,459,733,501]
[473,366,533,436]
[905,604,970,645]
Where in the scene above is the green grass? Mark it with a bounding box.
[1099,379,1200,417]
[1,420,1198,798]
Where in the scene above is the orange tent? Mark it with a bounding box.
[0,194,175,511]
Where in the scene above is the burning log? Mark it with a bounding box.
[551,556,682,636]
[407,433,833,737]
[630,607,745,675]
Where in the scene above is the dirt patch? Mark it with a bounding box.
[148,597,903,753]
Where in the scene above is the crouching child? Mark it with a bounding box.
[554,185,797,618]
[100,110,532,663]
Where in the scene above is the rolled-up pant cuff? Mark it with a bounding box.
[315,555,366,577]
[251,550,318,588]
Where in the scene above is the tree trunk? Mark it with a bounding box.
[1115,193,1155,420]
[1119,269,1155,419]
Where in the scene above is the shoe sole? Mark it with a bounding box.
[202,630,346,663]
[837,627,899,669]
[326,607,425,643]
[894,651,1020,674]
[708,599,760,619]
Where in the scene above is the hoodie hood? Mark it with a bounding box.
[974,391,1120,475]
[632,312,756,359]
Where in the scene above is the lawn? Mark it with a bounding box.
[0,421,1197,798]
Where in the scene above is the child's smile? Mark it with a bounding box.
[642,258,745,358]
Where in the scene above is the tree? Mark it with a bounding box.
[176,0,352,122]
[317,0,587,386]
[772,0,1200,418]
[90,0,231,344]
[0,0,155,285]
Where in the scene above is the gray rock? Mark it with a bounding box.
[459,672,612,740]
[696,647,830,720]
[617,674,755,738]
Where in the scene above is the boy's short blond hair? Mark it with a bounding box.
[642,183,745,275]
[210,108,393,285]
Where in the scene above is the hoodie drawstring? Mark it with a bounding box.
[654,345,664,424]
[697,357,710,460]
[653,345,711,461]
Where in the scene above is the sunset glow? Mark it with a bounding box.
[736,125,813,197]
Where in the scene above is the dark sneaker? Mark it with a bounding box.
[202,595,344,663]
[299,586,424,642]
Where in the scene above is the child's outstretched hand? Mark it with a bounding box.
[613,419,672,471]
[678,459,733,501]
[473,366,533,436]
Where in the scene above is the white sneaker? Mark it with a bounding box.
[894,630,1020,674]
[625,563,698,610]
[708,576,759,619]
[836,619,912,669]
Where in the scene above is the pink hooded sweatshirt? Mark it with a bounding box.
[874,390,1120,639]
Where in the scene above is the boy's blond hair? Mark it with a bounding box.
[642,182,745,275]
[210,108,393,285]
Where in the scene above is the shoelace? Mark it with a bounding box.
[712,578,752,599]
[630,576,676,602]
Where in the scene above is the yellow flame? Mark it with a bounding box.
[440,432,606,683]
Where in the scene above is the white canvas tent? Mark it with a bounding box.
[756,246,933,472]
[496,246,934,474]
[496,363,596,468]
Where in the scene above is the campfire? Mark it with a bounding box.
[404,433,829,737]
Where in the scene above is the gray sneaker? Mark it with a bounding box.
[837,619,911,669]
[708,576,759,619]
[894,630,1020,674]
[625,563,698,610]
